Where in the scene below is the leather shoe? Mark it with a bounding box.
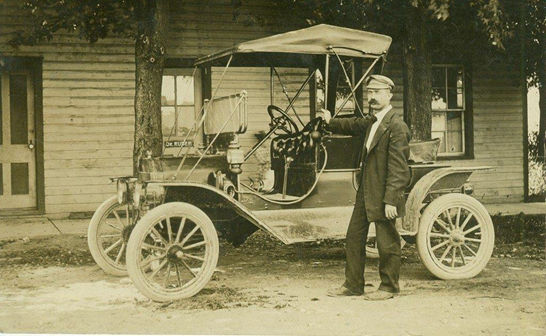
[327,286,362,297]
[364,290,396,301]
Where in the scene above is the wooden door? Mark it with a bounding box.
[0,71,37,210]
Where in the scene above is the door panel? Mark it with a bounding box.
[0,72,37,209]
[10,74,29,144]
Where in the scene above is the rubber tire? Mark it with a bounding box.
[126,202,219,302]
[366,222,406,259]
[88,196,129,276]
[417,193,494,280]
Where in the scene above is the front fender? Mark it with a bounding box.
[157,182,289,245]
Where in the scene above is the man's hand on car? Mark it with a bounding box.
[317,108,332,124]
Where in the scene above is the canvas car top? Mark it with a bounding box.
[194,24,392,66]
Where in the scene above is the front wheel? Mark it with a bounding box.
[417,193,494,280]
[88,196,137,276]
[126,202,219,302]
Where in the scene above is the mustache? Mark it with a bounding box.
[368,100,378,104]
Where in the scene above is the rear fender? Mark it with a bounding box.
[159,183,289,245]
[403,166,491,234]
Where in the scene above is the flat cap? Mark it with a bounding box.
[365,74,394,90]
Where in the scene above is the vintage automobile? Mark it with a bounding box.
[87,25,495,302]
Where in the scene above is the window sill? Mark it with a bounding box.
[436,154,474,161]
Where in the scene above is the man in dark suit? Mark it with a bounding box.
[320,75,411,300]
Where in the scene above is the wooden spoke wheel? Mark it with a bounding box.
[126,202,219,302]
[88,196,137,276]
[417,193,494,280]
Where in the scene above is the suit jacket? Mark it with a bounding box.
[327,110,411,221]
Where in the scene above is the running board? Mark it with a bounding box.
[253,206,413,245]
[253,206,352,244]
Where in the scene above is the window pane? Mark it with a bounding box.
[432,112,446,131]
[336,94,355,115]
[432,88,447,110]
[161,76,175,105]
[10,74,28,144]
[432,131,446,153]
[447,88,460,109]
[431,65,465,155]
[176,76,194,105]
[447,131,463,153]
[161,106,176,137]
[177,106,195,137]
[446,111,463,153]
[447,111,462,131]
[447,67,461,88]
[457,87,464,108]
[447,67,464,109]
[11,162,29,195]
[336,61,355,116]
[457,71,464,108]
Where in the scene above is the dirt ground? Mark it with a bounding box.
[0,232,544,335]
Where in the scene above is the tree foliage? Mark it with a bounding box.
[10,0,135,46]
[11,0,167,174]
[273,0,517,141]
[520,0,544,89]
[272,0,511,48]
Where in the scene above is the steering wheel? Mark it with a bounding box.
[267,105,299,134]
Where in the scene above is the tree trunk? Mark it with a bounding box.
[537,15,545,163]
[133,0,168,175]
[538,70,545,163]
[402,5,432,141]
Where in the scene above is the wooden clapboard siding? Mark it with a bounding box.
[167,0,307,187]
[211,66,310,183]
[439,63,524,203]
[0,0,135,216]
[1,0,303,216]
[378,53,524,204]
[167,0,295,58]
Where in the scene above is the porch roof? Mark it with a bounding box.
[194,24,392,66]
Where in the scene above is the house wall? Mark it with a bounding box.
[0,0,307,216]
[0,0,524,216]
[384,57,524,203]
[446,64,524,203]
[210,67,311,182]
[0,1,135,216]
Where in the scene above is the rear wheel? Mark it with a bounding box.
[417,193,494,279]
[366,222,406,259]
[88,196,137,276]
[126,202,219,302]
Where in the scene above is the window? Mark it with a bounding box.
[161,68,201,156]
[431,65,466,156]
[335,60,358,116]
[317,61,363,171]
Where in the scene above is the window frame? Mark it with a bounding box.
[334,59,357,117]
[431,64,474,160]
[161,66,203,156]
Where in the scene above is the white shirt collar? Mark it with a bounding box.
[373,104,392,123]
